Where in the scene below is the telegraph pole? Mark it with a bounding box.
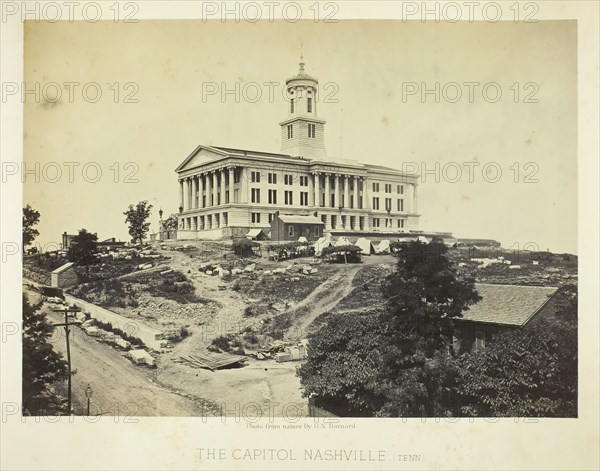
[52,307,82,415]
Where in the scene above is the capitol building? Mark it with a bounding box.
[175,59,420,240]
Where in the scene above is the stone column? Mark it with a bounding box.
[324,174,330,207]
[179,179,184,210]
[353,175,359,209]
[240,167,248,203]
[220,169,226,206]
[193,176,199,209]
[205,172,212,207]
[199,174,205,208]
[212,172,218,207]
[314,173,321,206]
[343,175,350,209]
[324,214,331,230]
[187,178,193,210]
[308,172,315,207]
[363,177,370,231]
[228,167,235,204]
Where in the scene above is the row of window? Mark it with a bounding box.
[287,123,317,139]
[253,188,311,206]
[372,218,406,229]
[372,198,405,212]
[250,212,406,231]
[371,183,405,194]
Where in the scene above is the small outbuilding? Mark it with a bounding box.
[50,262,78,288]
[270,212,324,242]
[454,283,558,353]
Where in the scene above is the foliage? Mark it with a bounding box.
[124,200,153,244]
[162,213,179,230]
[298,240,481,417]
[297,312,388,416]
[232,239,260,257]
[322,245,362,263]
[22,295,69,412]
[68,229,99,274]
[454,284,577,417]
[23,205,40,248]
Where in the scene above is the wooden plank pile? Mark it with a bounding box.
[174,352,247,371]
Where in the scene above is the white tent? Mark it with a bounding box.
[417,236,431,244]
[314,237,333,256]
[334,236,352,246]
[355,237,376,255]
[376,239,391,254]
[297,236,308,244]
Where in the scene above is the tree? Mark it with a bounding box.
[298,240,481,417]
[454,284,577,417]
[162,213,178,231]
[124,201,153,245]
[23,205,40,248]
[22,294,69,413]
[68,229,98,277]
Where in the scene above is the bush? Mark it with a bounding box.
[232,239,260,258]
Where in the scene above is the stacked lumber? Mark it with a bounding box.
[174,352,247,371]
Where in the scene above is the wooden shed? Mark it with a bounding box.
[270,213,324,242]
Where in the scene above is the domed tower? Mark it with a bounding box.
[279,57,327,159]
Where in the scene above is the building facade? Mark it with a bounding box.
[175,60,420,240]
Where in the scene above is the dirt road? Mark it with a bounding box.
[46,309,215,416]
[285,265,362,340]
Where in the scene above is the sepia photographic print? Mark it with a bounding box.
[1,1,599,470]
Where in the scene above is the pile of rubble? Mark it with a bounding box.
[244,339,308,362]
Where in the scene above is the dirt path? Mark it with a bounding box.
[46,309,215,416]
[285,265,361,340]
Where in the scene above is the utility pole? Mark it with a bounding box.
[52,307,82,416]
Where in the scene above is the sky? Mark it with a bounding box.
[23,19,577,254]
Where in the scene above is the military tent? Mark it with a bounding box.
[417,236,431,244]
[376,239,391,254]
[355,238,376,255]
[334,236,352,246]
[314,237,333,256]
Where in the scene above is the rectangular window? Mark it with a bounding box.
[385,184,392,193]
[398,199,404,212]
[373,197,380,210]
[287,124,293,139]
[268,173,277,184]
[268,213,275,223]
[299,176,309,186]
[385,198,392,211]
[251,213,261,224]
[372,182,380,192]
[397,184,404,194]
[284,190,293,205]
[350,195,354,209]
[288,225,294,237]
[290,98,294,114]
[300,192,309,206]
[251,171,260,183]
[307,97,312,113]
[308,123,316,138]
[330,194,335,208]
[284,174,294,185]
[397,219,405,228]
[314,226,320,237]
[358,196,363,209]
[225,191,230,204]
[268,189,277,204]
[373,218,380,228]
[251,188,260,203]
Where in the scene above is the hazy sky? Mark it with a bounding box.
[23,20,577,253]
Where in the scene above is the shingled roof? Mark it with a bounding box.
[460,283,558,327]
[277,214,324,225]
